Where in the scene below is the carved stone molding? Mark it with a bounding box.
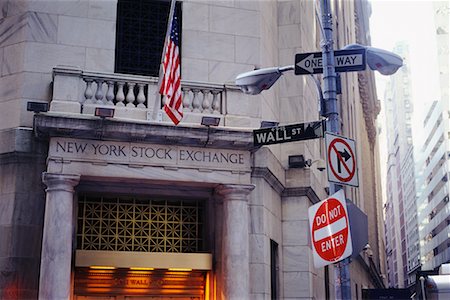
[251,167,284,194]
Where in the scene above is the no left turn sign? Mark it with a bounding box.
[325,132,359,187]
[308,190,353,268]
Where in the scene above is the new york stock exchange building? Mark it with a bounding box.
[0,0,387,299]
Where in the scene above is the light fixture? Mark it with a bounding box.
[260,121,279,128]
[201,116,220,126]
[168,268,193,271]
[129,267,155,271]
[90,266,116,270]
[363,244,373,257]
[27,101,49,113]
[310,159,326,171]
[94,107,115,118]
[288,155,326,171]
[343,44,403,75]
[288,155,308,168]
[235,66,293,95]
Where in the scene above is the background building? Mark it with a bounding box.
[416,2,449,267]
[381,0,449,293]
[382,42,420,289]
[0,0,386,299]
[416,101,450,272]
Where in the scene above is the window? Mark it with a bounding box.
[325,265,330,300]
[115,0,182,77]
[270,240,279,300]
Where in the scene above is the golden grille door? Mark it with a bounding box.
[77,196,205,253]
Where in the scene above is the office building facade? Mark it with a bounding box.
[383,43,420,288]
[416,100,449,272]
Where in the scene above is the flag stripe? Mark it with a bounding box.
[159,7,182,125]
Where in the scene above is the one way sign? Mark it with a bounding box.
[325,132,359,187]
[295,48,366,75]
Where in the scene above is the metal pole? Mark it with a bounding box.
[319,0,351,299]
[419,276,427,300]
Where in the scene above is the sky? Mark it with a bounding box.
[369,0,441,203]
[370,0,440,112]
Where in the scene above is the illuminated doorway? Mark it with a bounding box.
[74,194,211,299]
[74,268,206,299]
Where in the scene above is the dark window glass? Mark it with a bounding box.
[270,240,279,300]
[115,0,182,77]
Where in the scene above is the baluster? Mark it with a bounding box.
[201,90,211,113]
[116,82,125,107]
[211,90,221,114]
[126,82,136,107]
[105,81,115,106]
[84,79,94,104]
[136,83,146,108]
[192,89,201,112]
[94,79,104,104]
[161,95,167,107]
[182,87,192,112]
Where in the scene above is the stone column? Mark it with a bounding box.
[215,184,255,300]
[39,173,80,300]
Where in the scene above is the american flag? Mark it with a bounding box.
[159,6,182,125]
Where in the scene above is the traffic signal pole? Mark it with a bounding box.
[319,0,352,299]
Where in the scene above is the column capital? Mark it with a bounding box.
[42,172,80,193]
[215,184,255,199]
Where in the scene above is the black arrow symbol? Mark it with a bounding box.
[337,149,351,173]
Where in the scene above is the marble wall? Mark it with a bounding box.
[182,0,260,84]
[0,0,117,130]
[249,146,330,299]
[182,0,272,129]
[0,128,48,299]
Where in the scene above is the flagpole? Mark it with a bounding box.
[151,0,177,121]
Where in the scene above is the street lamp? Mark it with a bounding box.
[235,66,293,95]
[235,45,402,94]
[344,43,403,75]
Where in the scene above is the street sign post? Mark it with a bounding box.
[308,190,353,268]
[325,132,359,187]
[295,48,366,75]
[253,120,324,147]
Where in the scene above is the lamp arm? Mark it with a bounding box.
[307,75,325,116]
[278,65,295,72]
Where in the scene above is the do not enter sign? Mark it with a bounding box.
[308,190,353,268]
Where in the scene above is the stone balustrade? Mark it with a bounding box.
[81,70,158,111]
[51,66,249,125]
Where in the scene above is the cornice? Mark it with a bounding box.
[252,167,321,204]
[282,187,321,204]
[33,113,254,151]
[354,1,380,147]
[251,167,284,194]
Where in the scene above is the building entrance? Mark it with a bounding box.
[74,268,206,299]
[75,296,203,299]
[73,193,211,299]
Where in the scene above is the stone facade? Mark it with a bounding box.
[0,0,386,299]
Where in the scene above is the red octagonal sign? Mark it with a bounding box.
[309,190,352,268]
